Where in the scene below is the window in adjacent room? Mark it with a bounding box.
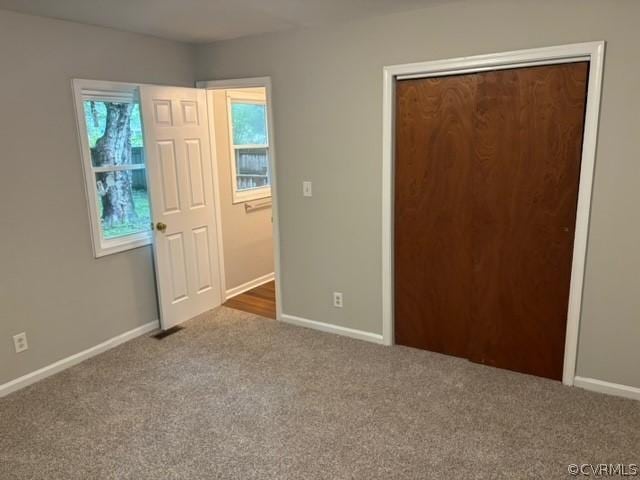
[226,89,271,203]
[73,80,151,257]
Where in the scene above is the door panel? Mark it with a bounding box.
[141,86,222,329]
[394,74,476,358]
[158,141,180,214]
[467,63,588,379]
[167,233,189,303]
[394,63,588,380]
[186,140,206,208]
[193,226,213,293]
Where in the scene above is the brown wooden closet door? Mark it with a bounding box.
[394,63,588,381]
[467,63,588,380]
[394,74,477,357]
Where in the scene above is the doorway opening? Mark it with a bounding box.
[198,78,281,320]
[74,77,281,330]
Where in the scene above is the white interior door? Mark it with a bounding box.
[140,85,221,330]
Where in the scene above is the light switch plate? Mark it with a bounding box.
[303,181,312,197]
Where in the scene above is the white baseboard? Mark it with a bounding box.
[574,376,640,401]
[0,320,159,398]
[225,272,275,300]
[280,313,385,345]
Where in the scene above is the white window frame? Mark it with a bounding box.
[225,90,271,203]
[72,79,152,258]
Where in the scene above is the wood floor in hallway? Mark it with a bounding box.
[223,280,276,319]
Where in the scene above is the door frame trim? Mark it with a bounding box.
[381,42,606,386]
[196,77,283,321]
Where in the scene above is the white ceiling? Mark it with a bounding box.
[0,0,437,44]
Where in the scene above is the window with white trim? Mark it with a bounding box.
[73,80,152,257]
[226,89,271,203]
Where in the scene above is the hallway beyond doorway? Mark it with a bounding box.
[223,281,276,319]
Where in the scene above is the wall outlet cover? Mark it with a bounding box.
[13,332,28,353]
[333,292,343,308]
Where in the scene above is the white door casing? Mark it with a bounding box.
[140,86,222,329]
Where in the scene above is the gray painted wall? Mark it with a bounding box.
[195,0,640,388]
[2,0,638,391]
[0,10,195,385]
[211,89,274,291]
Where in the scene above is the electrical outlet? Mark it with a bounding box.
[303,181,312,197]
[13,332,28,353]
[333,292,343,308]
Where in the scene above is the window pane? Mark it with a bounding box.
[84,98,150,241]
[235,148,270,191]
[231,102,267,145]
[95,169,151,240]
[83,101,145,167]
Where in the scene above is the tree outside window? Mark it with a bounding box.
[83,100,151,240]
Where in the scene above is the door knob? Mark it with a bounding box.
[156,222,167,233]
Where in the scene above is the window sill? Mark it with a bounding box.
[93,232,152,258]
[232,187,272,205]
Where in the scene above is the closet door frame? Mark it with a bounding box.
[381,41,606,386]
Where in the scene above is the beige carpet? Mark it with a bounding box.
[1,307,638,479]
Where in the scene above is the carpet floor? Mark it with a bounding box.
[1,307,638,479]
